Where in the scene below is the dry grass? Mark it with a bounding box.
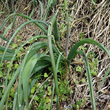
[67,0,110,109]
[0,0,110,109]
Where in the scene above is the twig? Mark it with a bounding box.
[29,74,53,106]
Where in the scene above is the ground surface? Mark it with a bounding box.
[0,0,110,110]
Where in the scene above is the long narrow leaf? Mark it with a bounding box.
[78,51,96,110]
[0,20,47,65]
[48,14,60,109]
[0,46,14,53]
[5,41,48,95]
[0,64,21,109]
[0,35,14,44]
[53,19,60,43]
[13,91,18,110]
[0,53,15,60]
[22,53,46,109]
[1,36,47,109]
[31,59,50,76]
[97,67,110,96]
[44,0,57,21]
[68,38,110,62]
[3,23,12,36]
[38,0,43,19]
[0,13,48,34]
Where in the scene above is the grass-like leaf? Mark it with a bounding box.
[0,13,48,34]
[3,23,13,36]
[68,39,110,110]
[0,36,47,109]
[0,46,14,53]
[22,53,47,109]
[68,38,110,62]
[0,64,21,109]
[38,0,43,19]
[48,14,60,109]
[0,35,14,44]
[97,67,110,96]
[0,53,15,60]
[44,0,57,21]
[53,19,60,43]
[78,51,96,110]
[0,20,47,65]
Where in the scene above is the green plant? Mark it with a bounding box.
[59,79,70,101]
[93,0,97,3]
[0,0,110,110]
[88,51,98,76]
[72,98,87,110]
[76,65,82,72]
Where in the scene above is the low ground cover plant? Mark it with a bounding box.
[0,0,110,110]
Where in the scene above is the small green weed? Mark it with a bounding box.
[88,51,98,76]
[0,1,110,110]
[72,98,87,110]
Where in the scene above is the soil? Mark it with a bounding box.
[0,0,110,110]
